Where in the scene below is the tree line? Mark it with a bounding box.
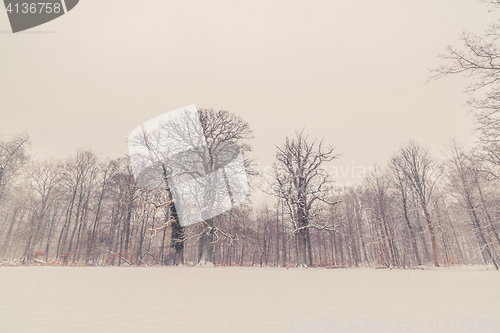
[0,122,499,269]
[1,0,500,269]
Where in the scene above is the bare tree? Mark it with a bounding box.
[22,160,62,262]
[389,156,422,266]
[85,159,115,264]
[195,108,254,266]
[55,149,100,261]
[128,107,254,267]
[391,141,441,267]
[0,133,30,203]
[271,131,341,267]
[430,2,500,173]
[364,168,401,268]
[444,141,499,269]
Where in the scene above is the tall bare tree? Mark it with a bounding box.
[364,168,401,268]
[55,149,100,260]
[272,131,340,267]
[391,141,440,267]
[129,107,254,266]
[22,160,62,262]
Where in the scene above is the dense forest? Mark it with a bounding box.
[2,0,500,269]
[0,112,499,269]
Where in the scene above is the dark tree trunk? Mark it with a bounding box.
[198,219,214,266]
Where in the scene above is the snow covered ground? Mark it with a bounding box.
[0,266,498,333]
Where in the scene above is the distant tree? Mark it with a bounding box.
[363,168,401,268]
[444,141,499,269]
[478,0,500,9]
[22,160,62,262]
[271,131,341,267]
[129,108,254,267]
[391,141,441,267]
[131,123,184,265]
[109,158,140,265]
[389,155,422,266]
[55,149,100,261]
[0,133,30,203]
[195,108,254,266]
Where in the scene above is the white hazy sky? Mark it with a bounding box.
[0,0,495,186]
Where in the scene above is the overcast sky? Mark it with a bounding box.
[0,0,495,187]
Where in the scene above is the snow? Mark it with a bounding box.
[0,266,498,332]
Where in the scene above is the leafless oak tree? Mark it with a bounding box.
[272,131,341,267]
[444,141,499,269]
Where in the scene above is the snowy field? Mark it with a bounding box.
[0,266,498,333]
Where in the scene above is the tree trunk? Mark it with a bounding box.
[422,205,440,267]
[198,220,214,266]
